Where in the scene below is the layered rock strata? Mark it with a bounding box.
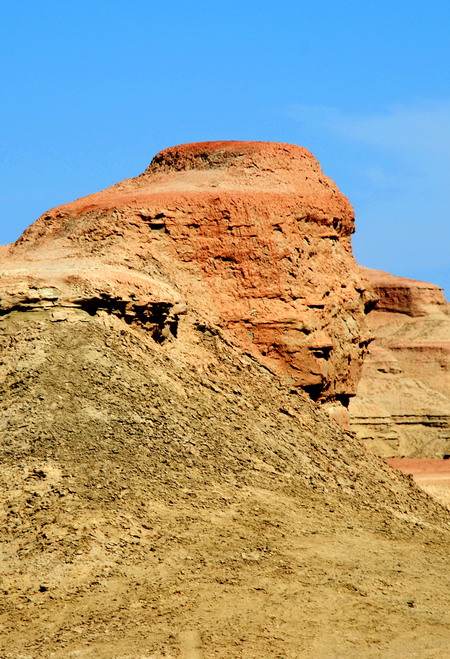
[2,143,450,655]
[350,268,450,457]
[1,141,372,410]
[1,247,450,658]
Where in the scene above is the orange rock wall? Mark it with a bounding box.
[4,141,371,405]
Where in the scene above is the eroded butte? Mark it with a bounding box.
[0,142,449,658]
[350,267,450,457]
[3,141,373,420]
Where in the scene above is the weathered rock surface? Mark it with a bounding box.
[2,141,372,410]
[350,268,450,457]
[1,143,450,656]
[1,267,450,658]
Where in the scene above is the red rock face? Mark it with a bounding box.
[3,141,371,405]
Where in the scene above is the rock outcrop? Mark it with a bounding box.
[350,268,450,457]
[1,143,450,656]
[2,142,372,415]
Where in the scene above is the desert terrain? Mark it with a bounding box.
[350,267,450,458]
[0,141,449,658]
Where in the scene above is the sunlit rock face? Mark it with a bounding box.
[350,267,450,457]
[1,141,371,407]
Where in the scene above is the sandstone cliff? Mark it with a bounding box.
[350,267,450,458]
[1,143,450,657]
[3,141,372,416]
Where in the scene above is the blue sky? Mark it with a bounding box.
[1,1,449,294]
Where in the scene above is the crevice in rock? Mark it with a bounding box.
[79,296,129,318]
[0,303,42,316]
[363,297,379,314]
[302,383,323,402]
[138,213,169,233]
[335,393,351,408]
[310,346,332,360]
[76,296,182,342]
[214,255,238,263]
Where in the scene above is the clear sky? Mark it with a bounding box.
[1,1,449,295]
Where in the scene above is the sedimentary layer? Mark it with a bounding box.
[350,268,450,457]
[1,143,449,656]
[3,141,372,411]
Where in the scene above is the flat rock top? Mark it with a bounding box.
[361,266,444,292]
[360,266,448,317]
[32,141,353,227]
[138,140,353,205]
[146,140,319,179]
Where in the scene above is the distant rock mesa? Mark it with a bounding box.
[350,267,450,457]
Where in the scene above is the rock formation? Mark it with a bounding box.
[350,267,450,457]
[1,143,450,657]
[3,142,372,417]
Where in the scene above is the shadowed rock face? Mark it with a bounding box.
[1,141,371,406]
[350,267,450,457]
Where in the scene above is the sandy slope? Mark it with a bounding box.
[1,307,449,658]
